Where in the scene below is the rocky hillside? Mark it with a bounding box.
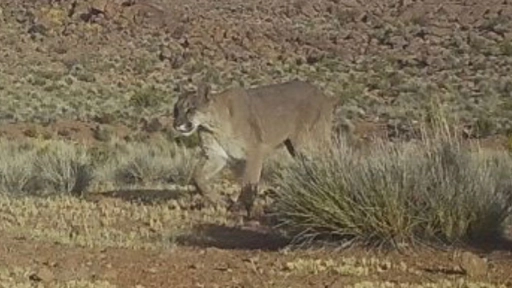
[1,0,512,140]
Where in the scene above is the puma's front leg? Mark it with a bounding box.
[193,134,228,207]
[193,155,226,206]
[231,146,265,217]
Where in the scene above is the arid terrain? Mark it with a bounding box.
[1,0,512,287]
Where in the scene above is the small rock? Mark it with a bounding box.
[457,251,488,278]
[35,45,48,53]
[144,117,163,133]
[93,113,115,125]
[90,0,109,13]
[171,25,186,40]
[57,129,71,137]
[305,48,324,65]
[159,45,173,61]
[485,31,503,42]
[29,267,55,283]
[389,35,408,49]
[92,125,112,142]
[171,54,186,69]
[213,28,225,43]
[428,26,453,37]
[16,14,28,24]
[28,24,48,36]
[145,267,158,274]
[101,269,118,280]
[244,220,262,229]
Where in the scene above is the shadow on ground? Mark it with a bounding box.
[176,223,290,251]
[85,188,190,204]
[468,233,512,255]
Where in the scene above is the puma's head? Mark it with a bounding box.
[173,83,212,136]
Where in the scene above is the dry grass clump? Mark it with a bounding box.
[32,141,93,196]
[0,139,95,196]
[272,127,512,247]
[0,138,199,196]
[0,140,37,194]
[283,257,398,277]
[111,140,199,188]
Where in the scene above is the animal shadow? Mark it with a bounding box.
[84,188,190,205]
[176,223,290,251]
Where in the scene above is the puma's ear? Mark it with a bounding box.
[197,82,211,101]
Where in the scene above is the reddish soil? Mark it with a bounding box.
[2,228,512,287]
[0,119,509,152]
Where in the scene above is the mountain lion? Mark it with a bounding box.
[173,80,337,216]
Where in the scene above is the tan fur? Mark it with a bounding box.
[173,80,337,216]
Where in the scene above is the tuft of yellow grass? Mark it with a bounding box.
[0,194,235,250]
[0,266,117,288]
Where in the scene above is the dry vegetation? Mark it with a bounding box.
[272,126,512,247]
[1,0,512,138]
[0,117,511,287]
[0,137,199,196]
[1,0,512,287]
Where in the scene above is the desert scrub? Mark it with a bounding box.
[129,85,169,109]
[109,139,199,188]
[0,139,94,196]
[0,140,37,194]
[0,137,199,195]
[271,134,512,247]
[32,140,94,196]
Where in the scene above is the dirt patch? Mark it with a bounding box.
[1,191,511,287]
[0,118,176,145]
[1,233,512,288]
